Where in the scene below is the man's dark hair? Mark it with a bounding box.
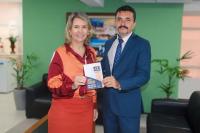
[115,5,136,21]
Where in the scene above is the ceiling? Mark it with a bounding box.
[0,0,21,2]
[184,1,200,15]
[80,0,200,15]
[0,0,199,15]
[124,0,192,3]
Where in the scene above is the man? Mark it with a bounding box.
[101,5,151,133]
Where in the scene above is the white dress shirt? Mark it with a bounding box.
[108,32,132,73]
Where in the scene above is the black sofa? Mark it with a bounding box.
[26,74,51,118]
[147,91,200,133]
[26,73,103,124]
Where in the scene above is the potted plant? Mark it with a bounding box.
[152,51,193,99]
[8,36,17,54]
[10,53,38,110]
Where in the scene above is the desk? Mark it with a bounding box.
[25,115,48,133]
[0,58,16,93]
[0,55,21,93]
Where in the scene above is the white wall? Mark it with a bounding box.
[0,2,22,55]
[178,15,200,98]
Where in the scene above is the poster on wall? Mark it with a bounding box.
[66,12,116,61]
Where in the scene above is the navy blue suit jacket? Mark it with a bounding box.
[101,33,151,117]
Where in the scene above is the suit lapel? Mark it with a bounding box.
[104,36,117,75]
[104,34,136,75]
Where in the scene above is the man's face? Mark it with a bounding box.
[115,11,136,37]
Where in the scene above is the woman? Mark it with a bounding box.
[47,12,98,133]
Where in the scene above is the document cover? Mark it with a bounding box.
[83,62,103,89]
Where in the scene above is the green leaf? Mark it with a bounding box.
[152,51,193,98]
[10,53,38,90]
[177,50,193,61]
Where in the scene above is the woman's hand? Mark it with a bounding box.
[72,76,86,90]
[93,109,98,121]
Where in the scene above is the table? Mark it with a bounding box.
[24,115,48,133]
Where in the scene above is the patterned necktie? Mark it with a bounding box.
[113,36,123,67]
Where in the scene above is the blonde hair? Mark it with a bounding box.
[65,12,93,45]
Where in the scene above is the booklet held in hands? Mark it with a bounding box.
[83,62,104,89]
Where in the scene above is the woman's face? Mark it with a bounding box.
[69,18,89,43]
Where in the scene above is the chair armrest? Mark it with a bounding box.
[151,98,189,116]
[26,82,44,105]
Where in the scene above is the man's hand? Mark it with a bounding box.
[103,76,121,89]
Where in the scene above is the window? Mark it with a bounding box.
[181,16,200,78]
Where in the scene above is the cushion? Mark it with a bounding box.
[147,113,192,133]
[187,91,200,133]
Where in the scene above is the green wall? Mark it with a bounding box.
[23,0,183,112]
